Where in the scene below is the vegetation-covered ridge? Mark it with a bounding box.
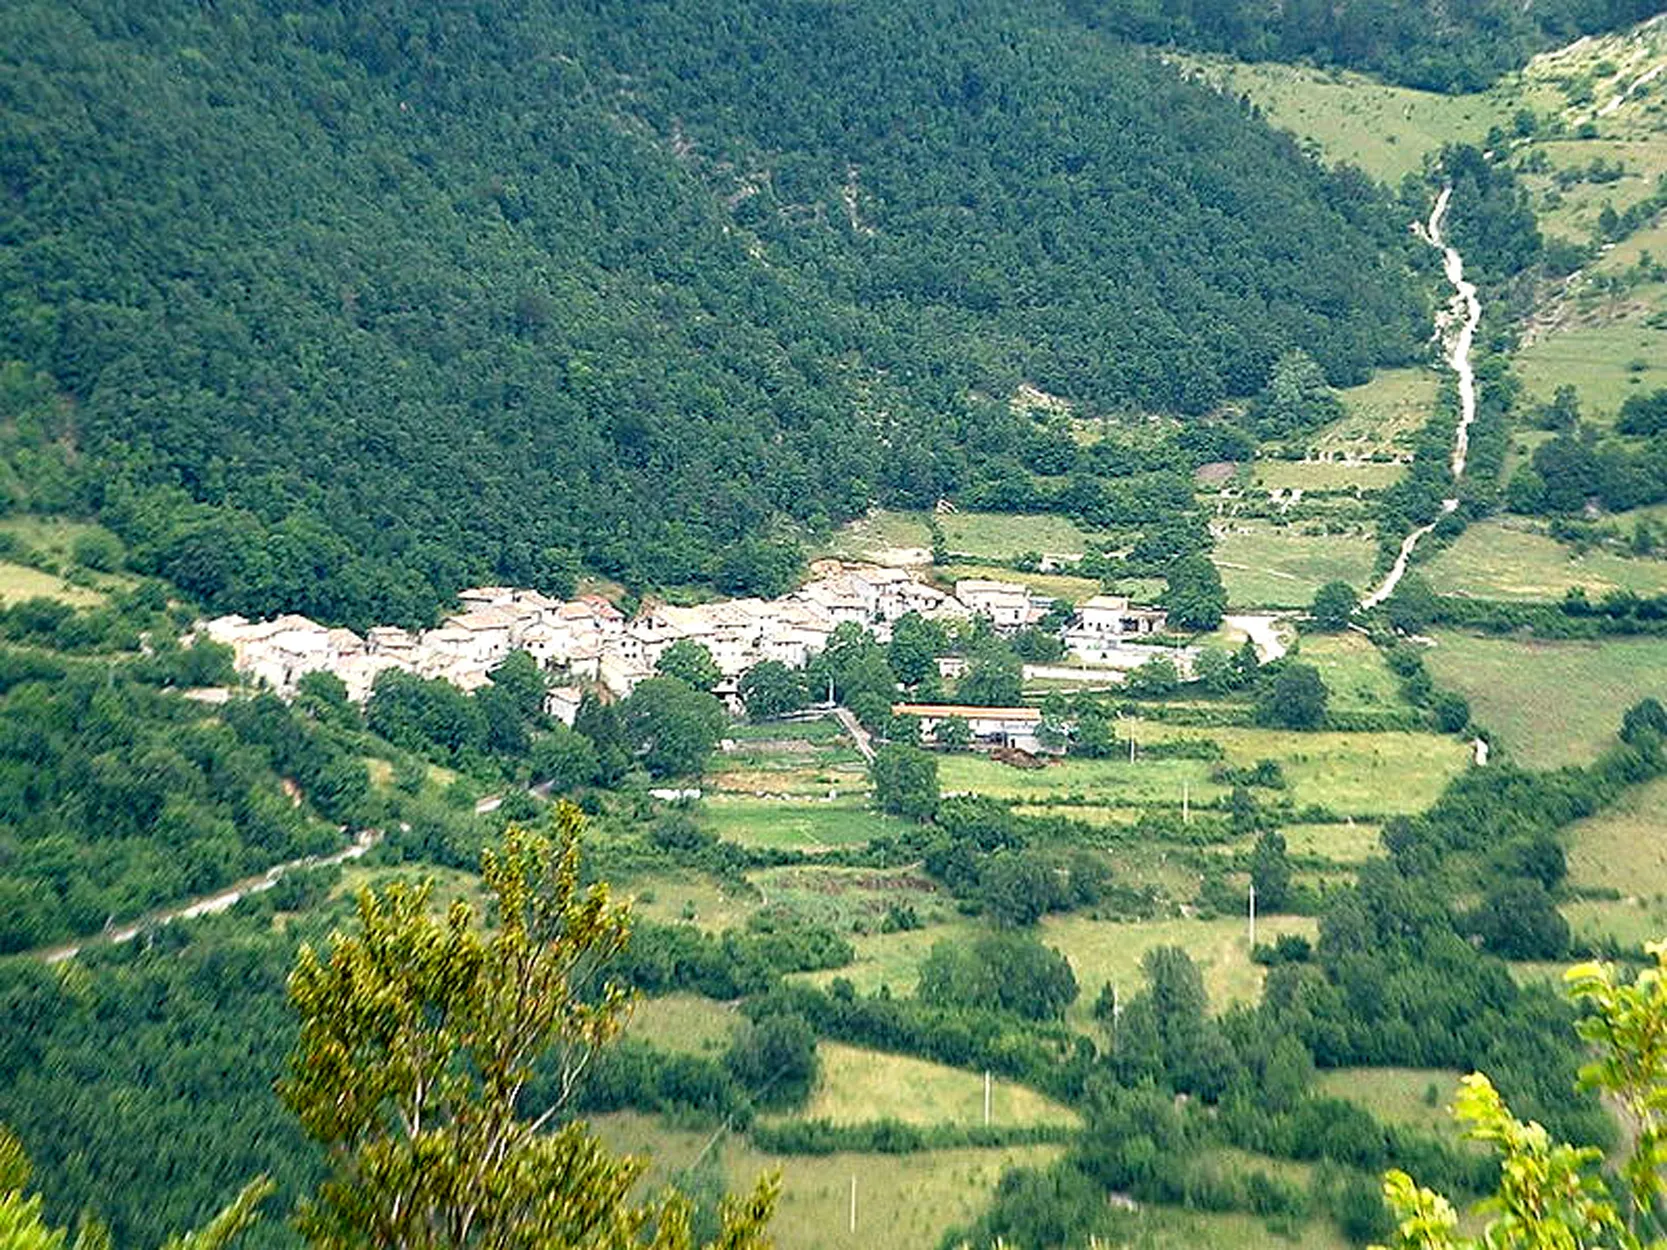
[1076,0,1661,93]
[0,0,1421,623]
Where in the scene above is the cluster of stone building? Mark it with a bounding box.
[200,562,1171,715]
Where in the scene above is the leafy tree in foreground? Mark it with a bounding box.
[1375,944,1667,1250]
[280,808,777,1250]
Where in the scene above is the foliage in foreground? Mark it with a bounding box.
[1377,943,1667,1249]
[280,804,778,1249]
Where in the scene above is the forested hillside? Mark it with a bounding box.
[0,0,1421,622]
[1073,0,1662,92]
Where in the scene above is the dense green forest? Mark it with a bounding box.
[1072,0,1662,92]
[0,0,1422,621]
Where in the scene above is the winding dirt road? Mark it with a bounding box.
[1360,186,1481,611]
[36,829,381,964]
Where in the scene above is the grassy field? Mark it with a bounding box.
[1423,520,1667,600]
[1297,631,1408,713]
[796,1043,1080,1129]
[1319,367,1443,458]
[1423,632,1667,768]
[1313,1067,1465,1139]
[938,562,1102,603]
[622,871,756,934]
[699,795,908,851]
[1564,897,1667,951]
[798,920,980,997]
[1173,57,1510,183]
[626,993,741,1056]
[1040,913,1319,1026]
[1515,310,1667,422]
[940,723,1468,818]
[590,1111,1067,1250]
[1212,523,1380,609]
[1281,822,1383,864]
[1248,460,1406,492]
[939,750,1224,809]
[748,864,954,932]
[1152,722,1470,817]
[0,561,106,607]
[937,511,1092,560]
[1567,775,1667,896]
[1089,1206,1351,1250]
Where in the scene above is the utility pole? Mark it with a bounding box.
[1248,881,1257,949]
[849,1175,857,1235]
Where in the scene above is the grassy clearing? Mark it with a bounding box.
[938,511,1092,560]
[1092,1206,1350,1250]
[0,560,105,606]
[1282,822,1383,864]
[1212,523,1380,609]
[623,872,755,934]
[700,795,907,851]
[626,993,740,1056]
[938,562,1103,603]
[707,758,869,798]
[940,723,1468,818]
[939,750,1223,809]
[1143,722,1471,818]
[1297,631,1408,713]
[590,1110,1067,1250]
[1568,775,1667,895]
[1041,913,1319,1027]
[1314,1068,1465,1139]
[797,920,981,997]
[1515,311,1667,422]
[1174,57,1510,183]
[750,864,954,932]
[821,510,934,562]
[1249,460,1406,492]
[1564,897,1667,951]
[796,1043,1080,1129]
[1320,367,1442,458]
[1423,632,1667,768]
[1423,520,1667,600]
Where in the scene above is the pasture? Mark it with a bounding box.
[1320,367,1442,458]
[700,795,906,851]
[1039,913,1320,1027]
[1422,520,1667,600]
[1313,1067,1466,1139]
[1249,460,1406,492]
[796,1043,1080,1129]
[1211,523,1380,609]
[0,561,105,607]
[1567,775,1667,895]
[1297,630,1407,713]
[1422,632,1667,768]
[940,723,1468,818]
[590,1111,1068,1250]
[1172,57,1511,183]
[626,993,740,1056]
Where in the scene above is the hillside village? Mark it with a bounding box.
[200,562,1178,716]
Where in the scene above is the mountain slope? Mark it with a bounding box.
[1,0,1421,622]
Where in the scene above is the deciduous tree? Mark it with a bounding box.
[280,809,777,1250]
